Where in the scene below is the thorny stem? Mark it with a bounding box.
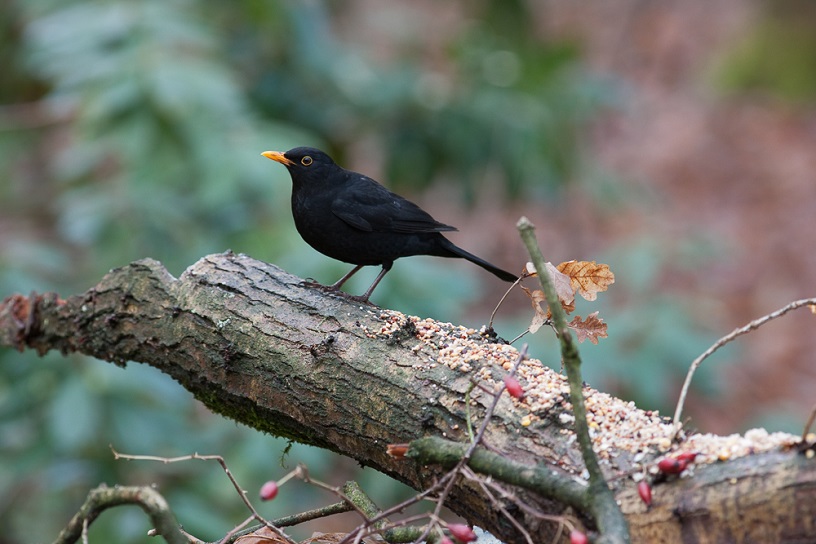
[110,448,296,544]
[408,437,589,511]
[463,467,535,544]
[338,348,532,544]
[473,469,578,541]
[516,216,629,544]
[337,469,455,544]
[412,346,529,544]
[673,297,816,429]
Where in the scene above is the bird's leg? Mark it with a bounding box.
[351,263,392,303]
[301,265,364,291]
[302,263,391,305]
[330,265,364,290]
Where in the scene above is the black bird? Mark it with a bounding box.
[262,146,517,302]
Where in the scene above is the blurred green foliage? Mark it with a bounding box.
[712,0,816,103]
[0,1,725,542]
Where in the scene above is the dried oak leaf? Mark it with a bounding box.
[524,261,576,307]
[520,285,576,334]
[556,260,615,302]
[521,286,551,334]
[568,311,608,344]
[236,527,290,543]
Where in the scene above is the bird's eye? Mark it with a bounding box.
[301,156,313,166]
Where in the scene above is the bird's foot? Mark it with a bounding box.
[300,278,331,290]
[344,294,374,305]
[299,279,375,306]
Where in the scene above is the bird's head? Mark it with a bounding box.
[261,147,337,179]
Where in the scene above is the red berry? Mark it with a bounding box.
[386,443,409,458]
[448,523,477,543]
[503,375,524,399]
[570,530,589,544]
[259,480,279,501]
[440,539,454,544]
[637,480,652,506]
[675,451,698,463]
[657,457,689,474]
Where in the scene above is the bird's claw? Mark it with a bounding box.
[300,278,328,289]
[345,294,375,305]
[299,279,375,305]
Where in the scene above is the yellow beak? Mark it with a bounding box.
[261,150,294,166]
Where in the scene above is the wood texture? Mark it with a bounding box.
[2,252,814,543]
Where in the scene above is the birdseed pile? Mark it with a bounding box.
[360,310,803,476]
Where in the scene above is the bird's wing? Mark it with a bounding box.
[332,175,457,234]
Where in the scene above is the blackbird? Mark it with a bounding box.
[262,146,517,302]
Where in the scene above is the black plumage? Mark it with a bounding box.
[263,146,516,302]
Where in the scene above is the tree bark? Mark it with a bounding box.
[1,252,814,543]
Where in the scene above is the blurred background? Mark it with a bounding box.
[2,0,815,542]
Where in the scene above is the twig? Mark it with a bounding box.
[801,403,816,444]
[489,275,525,329]
[219,516,256,544]
[407,436,589,511]
[342,513,442,544]
[673,298,816,429]
[344,348,531,544]
[516,216,628,544]
[415,347,543,544]
[337,470,455,544]
[53,485,187,544]
[509,328,530,344]
[476,472,578,542]
[221,501,356,544]
[110,447,296,544]
[464,381,477,443]
[462,467,535,544]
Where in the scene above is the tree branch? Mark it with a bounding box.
[2,252,814,543]
[54,485,186,544]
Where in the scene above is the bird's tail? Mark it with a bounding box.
[438,237,518,282]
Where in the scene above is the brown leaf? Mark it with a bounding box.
[568,311,608,344]
[524,261,576,307]
[521,286,550,333]
[520,285,577,334]
[236,527,290,544]
[556,261,615,302]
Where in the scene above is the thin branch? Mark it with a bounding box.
[415,345,530,543]
[407,436,589,511]
[53,485,187,544]
[516,216,629,544]
[295,466,375,525]
[220,500,356,543]
[462,467,535,544]
[110,447,296,544]
[801,403,816,444]
[477,472,578,541]
[673,298,816,428]
[489,275,525,329]
[276,500,354,527]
